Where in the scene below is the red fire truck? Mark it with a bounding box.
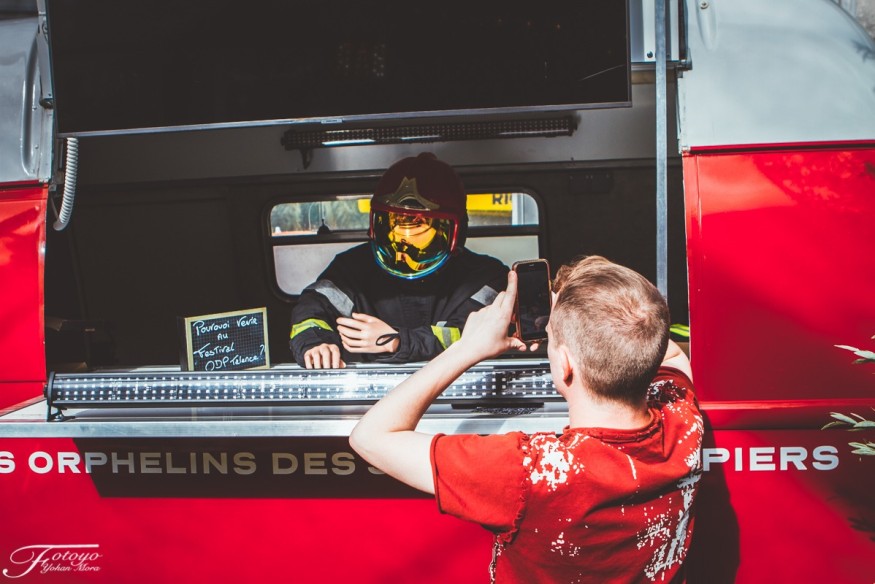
[1,0,873,581]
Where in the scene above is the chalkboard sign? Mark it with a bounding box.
[179,308,270,372]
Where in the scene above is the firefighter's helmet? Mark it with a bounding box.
[369,153,467,279]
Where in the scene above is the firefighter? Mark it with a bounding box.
[289,152,509,368]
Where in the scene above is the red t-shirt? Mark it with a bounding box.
[431,367,703,584]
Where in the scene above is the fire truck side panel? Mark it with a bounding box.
[0,16,52,185]
[678,0,875,150]
[0,424,871,583]
[683,147,875,402]
[686,428,874,583]
[0,436,491,583]
[0,0,873,582]
[0,185,47,411]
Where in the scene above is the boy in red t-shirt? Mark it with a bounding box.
[350,256,703,583]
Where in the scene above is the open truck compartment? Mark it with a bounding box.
[1,0,874,582]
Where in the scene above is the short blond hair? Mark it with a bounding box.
[551,256,669,406]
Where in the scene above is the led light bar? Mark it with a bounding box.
[281,117,576,151]
[45,361,558,420]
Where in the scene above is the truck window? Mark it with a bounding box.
[270,192,540,295]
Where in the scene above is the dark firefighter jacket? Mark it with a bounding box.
[289,243,508,365]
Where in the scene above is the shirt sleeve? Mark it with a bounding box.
[289,260,352,365]
[289,324,343,366]
[650,366,698,410]
[430,432,528,533]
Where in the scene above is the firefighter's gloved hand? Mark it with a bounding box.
[337,313,400,354]
[303,343,346,369]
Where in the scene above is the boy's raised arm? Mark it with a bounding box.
[349,271,526,494]
[662,339,693,381]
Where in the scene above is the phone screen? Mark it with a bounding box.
[514,260,552,342]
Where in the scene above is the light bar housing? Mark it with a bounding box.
[281,117,577,150]
[45,361,559,420]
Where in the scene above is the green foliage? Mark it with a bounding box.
[826,335,875,456]
[848,441,875,456]
[823,412,875,455]
[823,410,875,431]
[834,337,875,366]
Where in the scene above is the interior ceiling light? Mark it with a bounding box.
[282,117,577,167]
[282,117,576,149]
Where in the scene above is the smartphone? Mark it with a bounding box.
[512,259,552,342]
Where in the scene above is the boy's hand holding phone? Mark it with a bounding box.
[456,263,550,362]
[456,271,529,362]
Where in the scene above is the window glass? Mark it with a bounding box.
[270,196,370,236]
[270,192,538,236]
[467,193,539,227]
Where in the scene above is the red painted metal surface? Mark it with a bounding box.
[683,145,875,582]
[0,184,47,411]
[687,429,874,584]
[0,437,493,583]
[684,147,875,402]
[1,148,873,582]
[0,427,871,582]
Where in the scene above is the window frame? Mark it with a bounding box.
[266,187,545,300]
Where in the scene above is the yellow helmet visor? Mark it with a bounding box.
[371,210,453,279]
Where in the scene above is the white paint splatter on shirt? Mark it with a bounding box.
[523,433,587,491]
[634,378,705,581]
[637,443,703,578]
[550,531,583,558]
[627,454,638,481]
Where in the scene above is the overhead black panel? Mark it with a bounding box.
[46,0,630,136]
